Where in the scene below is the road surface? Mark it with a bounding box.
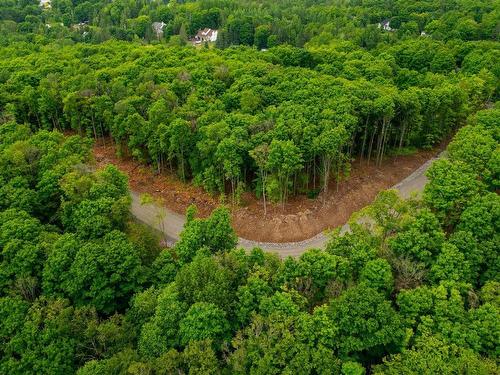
[130,153,444,258]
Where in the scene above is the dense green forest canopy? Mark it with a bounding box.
[1,0,498,205]
[0,106,498,374]
[1,0,498,46]
[0,0,499,373]
[0,36,497,202]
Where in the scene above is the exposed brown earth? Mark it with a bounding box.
[93,140,443,243]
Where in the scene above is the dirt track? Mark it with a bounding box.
[130,152,445,258]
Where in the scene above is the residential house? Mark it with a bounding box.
[72,21,89,31]
[192,28,218,44]
[40,0,51,9]
[152,22,166,39]
[378,19,393,31]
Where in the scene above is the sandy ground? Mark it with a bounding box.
[93,141,444,256]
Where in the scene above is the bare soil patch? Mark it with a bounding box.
[93,141,442,242]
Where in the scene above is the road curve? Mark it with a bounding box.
[130,153,444,258]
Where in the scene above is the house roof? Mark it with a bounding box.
[196,28,216,38]
[40,0,51,7]
[152,22,166,33]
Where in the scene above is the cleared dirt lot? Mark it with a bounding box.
[94,141,443,249]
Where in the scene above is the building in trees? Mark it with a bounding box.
[192,28,218,44]
[39,0,51,9]
[378,20,394,32]
[152,22,166,39]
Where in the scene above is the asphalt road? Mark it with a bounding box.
[130,153,444,258]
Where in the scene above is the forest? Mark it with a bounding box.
[0,104,498,374]
[0,0,499,374]
[0,29,498,205]
[1,0,499,46]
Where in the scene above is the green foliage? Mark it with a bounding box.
[267,139,303,204]
[60,165,131,239]
[281,249,350,305]
[138,284,187,358]
[150,249,178,287]
[326,230,378,279]
[126,287,159,332]
[342,361,365,375]
[175,254,233,310]
[2,34,491,208]
[430,243,471,284]
[0,298,94,375]
[0,117,498,373]
[43,230,143,314]
[373,334,497,375]
[458,193,500,241]
[329,284,405,360]
[388,209,445,265]
[0,296,29,353]
[230,312,341,374]
[179,302,230,346]
[0,3,499,373]
[395,283,489,351]
[424,158,483,227]
[174,206,237,263]
[259,290,305,317]
[235,275,272,326]
[448,125,498,187]
[359,258,394,293]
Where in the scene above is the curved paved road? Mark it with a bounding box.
[131,153,444,258]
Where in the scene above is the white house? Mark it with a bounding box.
[40,0,51,9]
[72,21,89,31]
[192,28,218,44]
[377,19,393,31]
[152,22,166,39]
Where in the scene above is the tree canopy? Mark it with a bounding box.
[0,0,498,373]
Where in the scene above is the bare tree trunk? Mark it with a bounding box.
[98,121,106,146]
[360,117,369,161]
[293,172,297,196]
[262,169,267,217]
[376,119,387,166]
[282,176,287,211]
[367,127,376,165]
[305,162,310,190]
[322,156,330,205]
[313,155,317,190]
[398,119,406,149]
[183,147,187,181]
[231,178,235,206]
[379,121,390,166]
[91,115,98,142]
[336,161,340,192]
